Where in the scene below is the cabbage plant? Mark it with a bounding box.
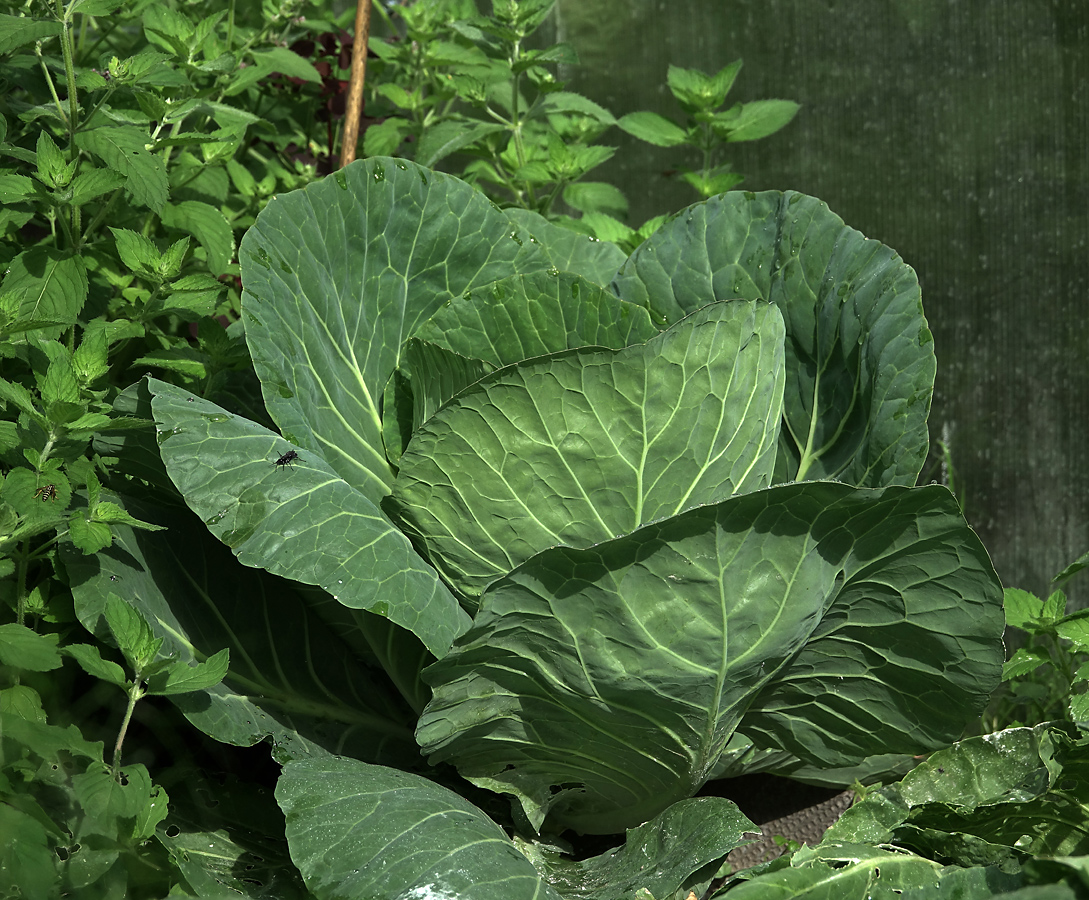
[75,159,1005,898]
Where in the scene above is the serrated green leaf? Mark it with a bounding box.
[133,784,169,841]
[1043,589,1068,621]
[0,623,62,672]
[667,64,730,111]
[69,167,126,205]
[42,354,80,407]
[105,592,162,670]
[75,125,168,213]
[74,763,153,834]
[249,46,322,83]
[617,110,689,147]
[0,805,58,900]
[1,247,87,336]
[1002,647,1050,680]
[722,99,801,142]
[362,118,412,157]
[0,376,41,420]
[160,200,234,275]
[63,642,129,688]
[131,349,207,379]
[562,180,628,215]
[158,236,189,278]
[145,647,228,695]
[374,82,419,110]
[0,171,38,203]
[1003,587,1043,629]
[1055,612,1089,648]
[69,512,113,553]
[109,227,160,275]
[416,120,507,167]
[73,328,109,383]
[0,14,63,55]
[542,91,618,125]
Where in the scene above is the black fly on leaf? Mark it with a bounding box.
[273,449,299,471]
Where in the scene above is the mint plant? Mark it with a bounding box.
[618,61,800,199]
[0,596,226,897]
[984,563,1089,731]
[363,1,798,252]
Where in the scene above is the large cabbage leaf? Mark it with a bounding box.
[417,482,1004,834]
[612,191,935,487]
[389,299,785,601]
[239,158,551,503]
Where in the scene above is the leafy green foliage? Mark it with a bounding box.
[129,157,1012,894]
[0,1,1080,892]
[363,1,798,251]
[618,62,800,201]
[984,564,1089,730]
[0,0,367,895]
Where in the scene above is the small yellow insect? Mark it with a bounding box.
[34,484,58,502]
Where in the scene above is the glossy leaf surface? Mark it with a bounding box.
[239,157,549,503]
[148,378,469,657]
[277,757,563,900]
[418,483,1004,833]
[612,190,934,487]
[391,300,785,600]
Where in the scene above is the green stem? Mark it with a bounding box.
[58,0,82,241]
[112,680,144,778]
[35,46,69,129]
[794,368,822,482]
[507,36,538,209]
[14,541,32,628]
[81,188,121,243]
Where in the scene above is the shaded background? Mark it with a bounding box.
[550,0,1089,606]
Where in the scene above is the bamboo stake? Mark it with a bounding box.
[339,0,373,168]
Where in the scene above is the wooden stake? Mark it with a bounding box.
[339,0,373,168]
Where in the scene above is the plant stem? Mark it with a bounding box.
[14,541,32,628]
[794,368,823,481]
[58,0,82,241]
[112,680,143,778]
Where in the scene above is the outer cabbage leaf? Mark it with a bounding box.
[387,269,660,462]
[390,299,785,601]
[417,483,1004,834]
[517,797,756,900]
[276,757,563,900]
[827,725,1089,863]
[239,157,550,504]
[413,270,659,369]
[505,206,627,286]
[714,843,1019,899]
[59,493,418,766]
[148,378,469,657]
[612,190,934,487]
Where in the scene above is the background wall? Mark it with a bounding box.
[553,0,1089,605]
